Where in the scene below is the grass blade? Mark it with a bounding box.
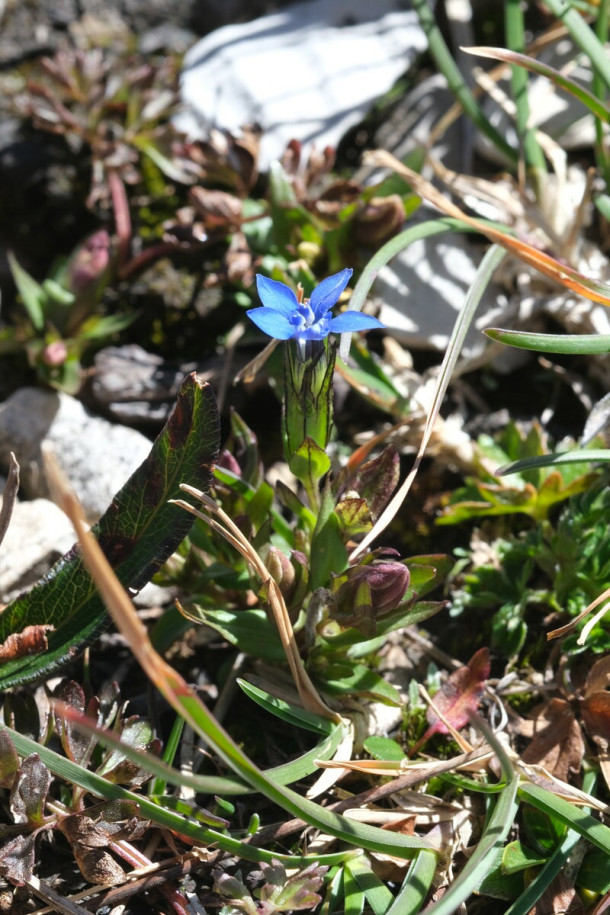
[518,780,610,855]
[385,849,437,915]
[485,327,610,353]
[465,46,610,123]
[352,242,506,559]
[497,449,610,476]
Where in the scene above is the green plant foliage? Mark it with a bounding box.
[451,477,610,657]
[0,374,219,690]
[439,422,599,525]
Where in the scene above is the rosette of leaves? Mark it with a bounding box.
[18,46,193,210]
[0,680,158,890]
[451,476,610,659]
[2,231,131,392]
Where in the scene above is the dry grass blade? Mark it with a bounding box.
[365,149,610,305]
[174,484,341,722]
[0,452,19,549]
[26,875,92,915]
[547,584,610,641]
[317,746,492,779]
[43,449,212,737]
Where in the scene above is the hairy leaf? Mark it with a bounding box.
[10,754,51,827]
[0,833,37,886]
[0,374,219,690]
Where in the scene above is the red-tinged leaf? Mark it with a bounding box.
[10,754,51,827]
[0,374,219,691]
[0,833,37,886]
[341,445,400,521]
[411,648,490,755]
[0,625,52,662]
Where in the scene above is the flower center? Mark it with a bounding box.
[290,300,331,339]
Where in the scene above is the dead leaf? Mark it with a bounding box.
[0,626,53,663]
[581,691,610,745]
[410,648,490,756]
[521,698,584,782]
[584,656,610,697]
[10,754,51,828]
[529,871,584,915]
[72,846,126,885]
[581,688,610,790]
[0,834,37,886]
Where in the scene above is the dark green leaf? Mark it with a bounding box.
[0,374,219,690]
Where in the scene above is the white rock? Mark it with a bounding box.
[0,499,76,603]
[374,228,513,361]
[0,388,152,520]
[177,0,427,169]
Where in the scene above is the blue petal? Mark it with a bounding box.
[328,311,385,333]
[309,268,353,319]
[247,307,295,340]
[256,274,298,316]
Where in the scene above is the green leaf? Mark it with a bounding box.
[501,840,547,875]
[317,663,401,705]
[41,278,75,306]
[8,252,46,332]
[577,846,610,894]
[237,679,336,735]
[485,327,610,354]
[310,481,348,591]
[289,437,332,484]
[498,450,610,476]
[518,782,610,855]
[345,855,394,915]
[78,313,136,339]
[0,374,219,690]
[363,736,405,762]
[192,608,285,663]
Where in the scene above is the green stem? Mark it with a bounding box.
[411,0,518,164]
[593,0,610,189]
[504,0,548,195]
[543,0,610,91]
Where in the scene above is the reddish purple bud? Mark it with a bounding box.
[335,559,410,620]
[68,230,110,294]
[217,449,242,476]
[41,340,68,366]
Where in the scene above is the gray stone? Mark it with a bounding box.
[0,499,76,603]
[0,388,151,520]
[177,0,427,169]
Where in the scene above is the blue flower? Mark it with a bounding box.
[247,268,384,345]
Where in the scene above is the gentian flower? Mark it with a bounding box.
[247,268,383,349]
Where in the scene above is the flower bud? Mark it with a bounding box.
[264,547,309,620]
[41,340,68,366]
[217,449,242,477]
[332,558,410,636]
[67,230,111,295]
